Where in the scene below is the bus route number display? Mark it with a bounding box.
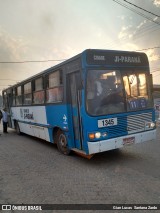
[98,118,117,128]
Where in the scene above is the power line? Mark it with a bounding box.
[132,25,160,42]
[153,73,160,77]
[151,69,160,73]
[137,46,160,51]
[0,59,66,64]
[103,16,160,49]
[151,68,160,72]
[113,0,160,25]
[152,71,160,74]
[123,0,160,18]
[0,48,159,64]
[0,79,20,81]
[102,23,160,50]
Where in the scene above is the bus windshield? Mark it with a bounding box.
[123,72,153,111]
[86,69,153,116]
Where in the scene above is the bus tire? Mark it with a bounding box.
[15,121,21,135]
[56,130,71,155]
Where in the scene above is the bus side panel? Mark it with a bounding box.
[45,105,74,148]
[11,106,50,142]
[10,105,75,148]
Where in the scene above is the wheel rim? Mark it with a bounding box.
[58,133,70,155]
[59,134,67,149]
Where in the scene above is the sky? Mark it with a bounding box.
[0,0,160,93]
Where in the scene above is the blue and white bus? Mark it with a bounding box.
[2,49,156,158]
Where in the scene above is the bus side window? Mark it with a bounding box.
[24,82,32,105]
[46,70,63,103]
[16,86,23,106]
[12,88,16,106]
[33,77,45,105]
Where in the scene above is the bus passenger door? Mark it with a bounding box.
[67,72,83,150]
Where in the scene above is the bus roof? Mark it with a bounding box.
[2,49,148,92]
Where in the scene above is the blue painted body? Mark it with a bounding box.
[44,102,155,155]
[6,49,155,155]
[42,50,156,155]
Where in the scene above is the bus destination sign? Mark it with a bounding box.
[114,55,141,63]
[86,50,148,66]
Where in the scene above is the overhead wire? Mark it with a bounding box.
[122,0,160,18]
[151,68,160,73]
[99,1,160,49]
[0,47,159,64]
[105,21,160,49]
[101,15,160,49]
[136,46,160,51]
[0,59,66,64]
[0,79,20,81]
[112,0,160,25]
[0,1,160,65]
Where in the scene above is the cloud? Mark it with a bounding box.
[117,15,126,20]
[0,28,30,91]
[136,20,147,29]
[153,17,158,21]
[0,27,28,62]
[118,25,133,39]
[124,43,138,50]
[0,0,159,87]
[153,0,160,7]
[0,26,78,90]
[146,49,160,62]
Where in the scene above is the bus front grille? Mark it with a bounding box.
[127,112,152,134]
[107,112,153,138]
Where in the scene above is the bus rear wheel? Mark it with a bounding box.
[56,130,71,155]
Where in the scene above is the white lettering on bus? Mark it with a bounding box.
[114,56,141,63]
[20,108,34,120]
[94,55,105,61]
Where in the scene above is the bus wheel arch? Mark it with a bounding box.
[53,127,60,144]
[54,128,71,155]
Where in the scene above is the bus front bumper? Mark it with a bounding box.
[87,129,156,154]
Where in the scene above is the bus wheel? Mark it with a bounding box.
[57,131,71,155]
[15,122,21,135]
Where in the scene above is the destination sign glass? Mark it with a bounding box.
[86,49,149,66]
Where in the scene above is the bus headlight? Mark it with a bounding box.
[145,122,155,129]
[88,132,102,140]
[150,122,155,128]
[88,132,107,140]
[95,132,101,139]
